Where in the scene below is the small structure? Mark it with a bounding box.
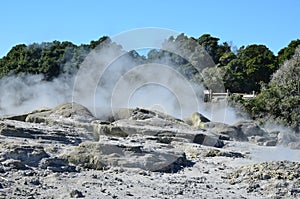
[203,89,255,102]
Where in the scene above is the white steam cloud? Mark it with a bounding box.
[0,74,73,115]
[0,28,245,125]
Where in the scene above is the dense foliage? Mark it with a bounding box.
[148,34,279,93]
[278,39,300,64]
[238,47,300,132]
[222,45,278,92]
[0,36,111,80]
[0,34,299,131]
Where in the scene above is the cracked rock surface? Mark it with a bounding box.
[0,102,299,198]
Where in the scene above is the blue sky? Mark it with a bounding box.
[1,0,299,57]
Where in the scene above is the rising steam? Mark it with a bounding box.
[0,74,73,115]
[1,28,244,125]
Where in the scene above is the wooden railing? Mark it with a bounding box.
[203,89,255,102]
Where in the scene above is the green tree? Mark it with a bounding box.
[197,34,220,64]
[0,44,27,76]
[219,51,236,66]
[278,39,300,64]
[196,34,232,65]
[222,44,278,92]
[240,47,300,131]
[89,36,110,49]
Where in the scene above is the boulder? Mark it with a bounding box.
[109,107,183,123]
[93,118,224,148]
[3,107,51,122]
[248,136,267,145]
[2,145,49,167]
[93,124,128,138]
[277,131,299,145]
[39,157,76,172]
[4,113,29,122]
[233,121,266,137]
[0,123,34,139]
[70,190,84,198]
[1,159,29,170]
[185,112,210,128]
[203,122,248,141]
[204,149,245,158]
[25,102,96,125]
[64,140,190,173]
[288,142,300,150]
[0,120,83,144]
[264,140,277,146]
[277,131,300,149]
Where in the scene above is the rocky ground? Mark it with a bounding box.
[0,102,299,198]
